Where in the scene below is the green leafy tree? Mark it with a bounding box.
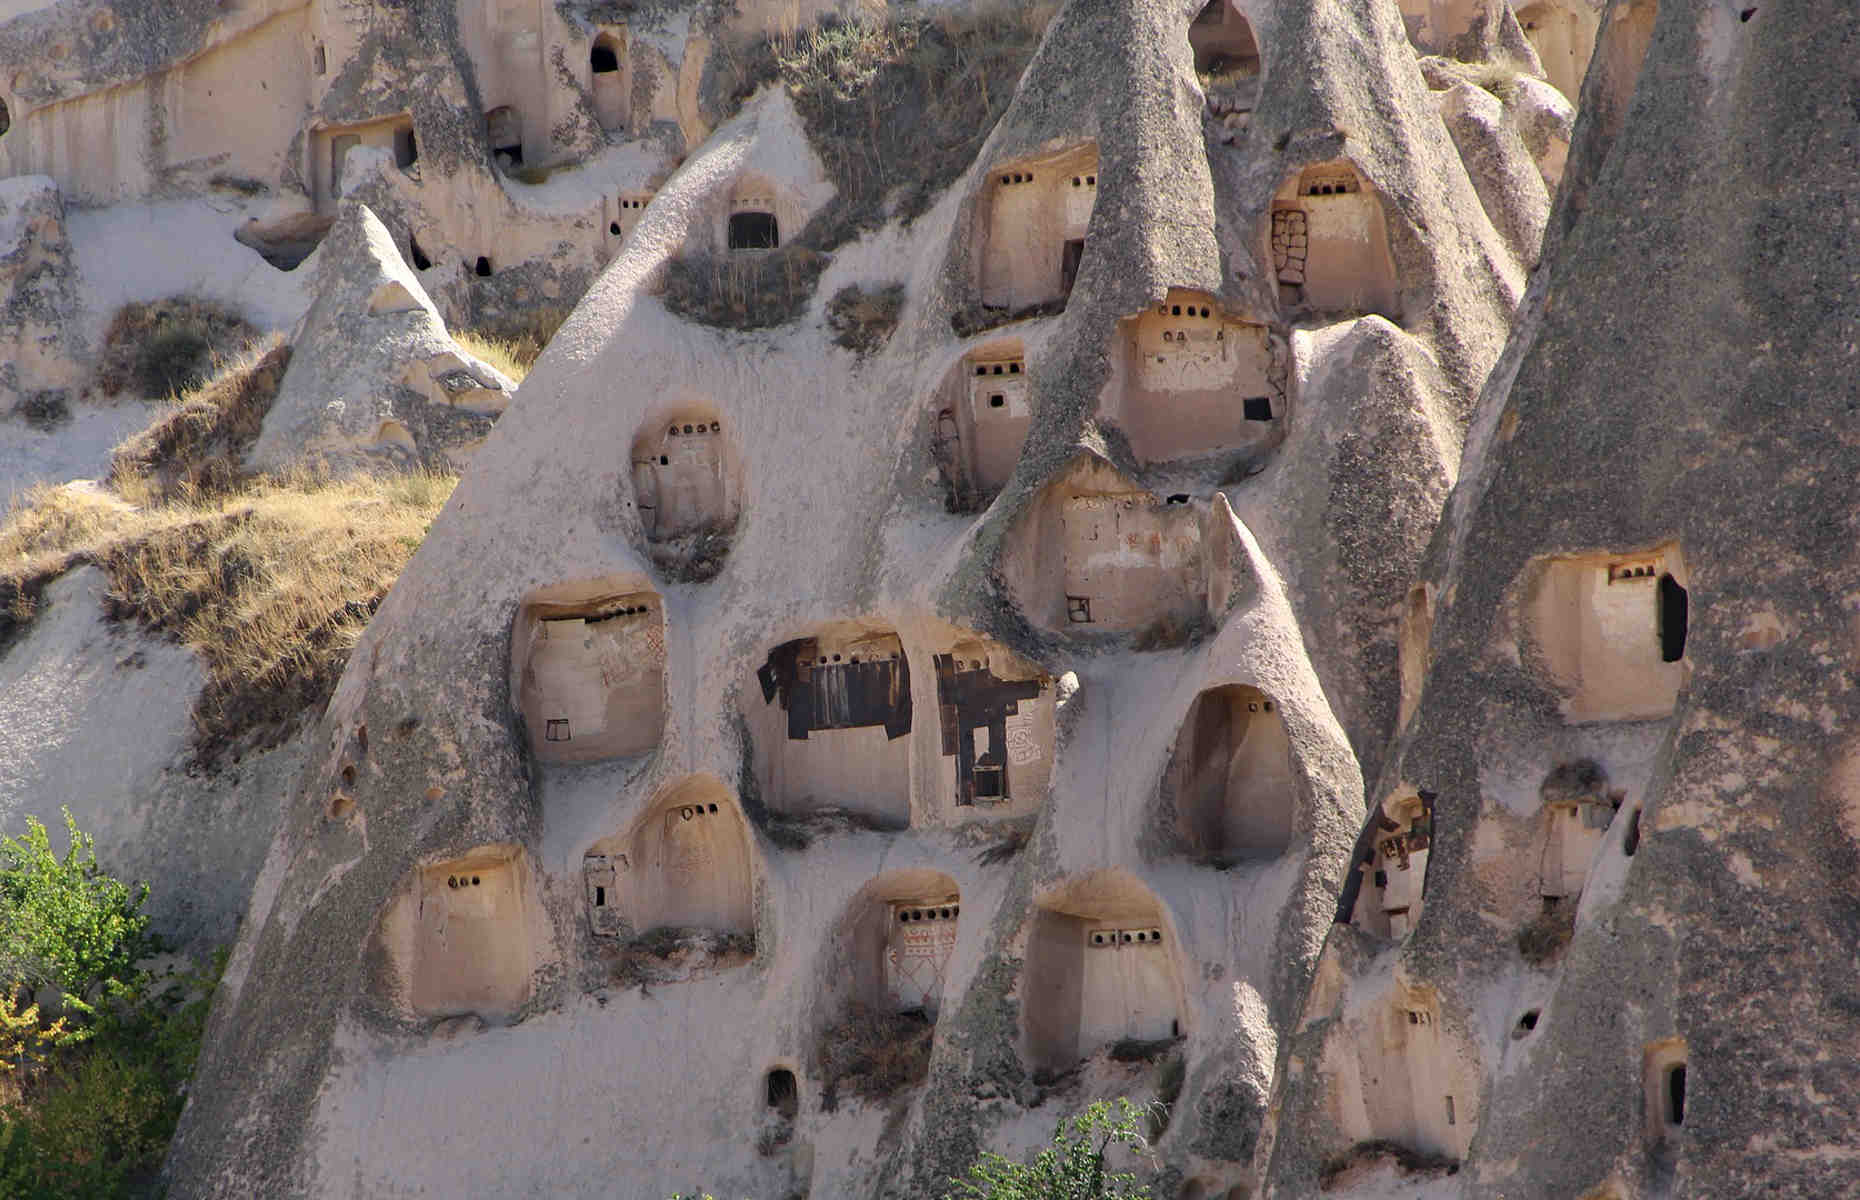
[0,810,153,1003]
[946,1098,1156,1199]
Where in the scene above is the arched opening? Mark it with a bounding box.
[752,625,912,827]
[474,255,492,278]
[933,634,1054,813]
[929,339,1030,510]
[513,582,664,764]
[378,844,543,1021]
[728,210,779,250]
[312,43,326,76]
[629,409,740,578]
[1109,288,1284,466]
[1165,684,1296,861]
[1023,872,1182,1074]
[582,776,753,940]
[1350,790,1433,938]
[1537,760,1621,902]
[1189,0,1261,76]
[766,1068,799,1117]
[1330,986,1479,1162]
[1643,1039,1687,1142]
[591,32,629,132]
[1526,543,1688,722]
[813,869,958,1105]
[393,124,418,170]
[976,143,1098,313]
[485,106,523,165]
[408,235,432,271]
[1002,453,1237,639]
[1270,161,1400,320]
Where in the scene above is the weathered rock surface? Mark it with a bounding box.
[0,174,82,420]
[0,567,304,950]
[1261,2,1860,1198]
[165,1,1529,1197]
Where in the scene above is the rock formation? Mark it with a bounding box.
[20,0,1810,1195]
[153,0,1537,1196]
[246,201,515,475]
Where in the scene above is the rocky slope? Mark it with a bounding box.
[0,0,1717,1196]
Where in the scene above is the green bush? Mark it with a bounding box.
[946,1099,1156,1200]
[0,811,222,1199]
[0,811,152,1003]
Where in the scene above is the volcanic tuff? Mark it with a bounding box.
[0,0,1812,1196]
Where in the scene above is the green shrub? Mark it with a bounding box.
[0,813,221,1199]
[0,812,152,1003]
[946,1099,1156,1200]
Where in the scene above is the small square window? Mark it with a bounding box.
[545,718,571,741]
[1243,395,1273,421]
[1066,596,1093,623]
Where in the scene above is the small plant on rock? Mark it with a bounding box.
[946,1098,1157,1200]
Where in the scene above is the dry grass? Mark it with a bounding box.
[814,1003,934,1112]
[108,340,291,506]
[5,346,451,766]
[454,306,571,384]
[0,470,452,767]
[96,297,261,400]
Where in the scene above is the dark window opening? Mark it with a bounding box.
[1739,6,1755,19]
[393,127,418,170]
[1658,573,1688,662]
[591,43,621,73]
[609,221,621,235]
[475,255,492,278]
[1665,1064,1686,1125]
[313,44,326,75]
[1624,807,1642,856]
[409,236,431,271]
[594,885,606,907]
[1243,395,1273,421]
[1515,1010,1540,1036]
[988,393,1006,408]
[495,143,524,166]
[728,211,779,250]
[766,1068,798,1118]
[1060,238,1086,298]
[545,718,570,741]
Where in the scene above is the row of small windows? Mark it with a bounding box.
[446,874,483,889]
[1088,927,1165,947]
[1070,174,1097,187]
[974,362,1025,377]
[668,421,722,436]
[1159,302,1214,318]
[813,650,898,664]
[676,802,721,820]
[1301,177,1360,196]
[1000,171,1036,186]
[896,905,958,923]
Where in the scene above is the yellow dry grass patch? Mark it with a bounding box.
[0,470,454,765]
[453,330,533,384]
